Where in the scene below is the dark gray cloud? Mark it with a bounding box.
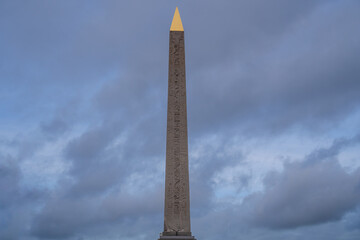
[188,135,360,239]
[30,125,157,238]
[344,207,360,231]
[40,99,81,138]
[187,0,360,135]
[190,135,243,216]
[0,155,43,240]
[0,156,21,210]
[240,135,360,229]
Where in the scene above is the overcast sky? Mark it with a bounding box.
[1,0,360,240]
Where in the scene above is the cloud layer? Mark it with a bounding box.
[1,0,360,240]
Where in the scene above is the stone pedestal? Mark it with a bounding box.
[159,235,196,240]
[159,237,196,240]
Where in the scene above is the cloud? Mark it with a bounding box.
[1,1,360,240]
[187,0,360,136]
[0,155,43,240]
[30,115,166,239]
[241,135,360,229]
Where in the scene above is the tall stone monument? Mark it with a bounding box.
[159,7,196,240]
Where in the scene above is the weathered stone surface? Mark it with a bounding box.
[163,30,191,235]
[159,8,196,240]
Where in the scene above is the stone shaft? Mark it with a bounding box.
[163,30,191,236]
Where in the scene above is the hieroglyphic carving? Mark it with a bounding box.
[163,30,191,235]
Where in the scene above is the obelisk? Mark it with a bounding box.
[159,7,196,240]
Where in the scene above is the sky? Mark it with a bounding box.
[1,0,360,239]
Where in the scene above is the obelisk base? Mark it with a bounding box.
[159,232,196,240]
[158,236,196,240]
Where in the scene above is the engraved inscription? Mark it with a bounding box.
[164,31,191,234]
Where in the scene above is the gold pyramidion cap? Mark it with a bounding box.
[170,7,184,31]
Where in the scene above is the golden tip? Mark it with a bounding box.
[170,7,184,31]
